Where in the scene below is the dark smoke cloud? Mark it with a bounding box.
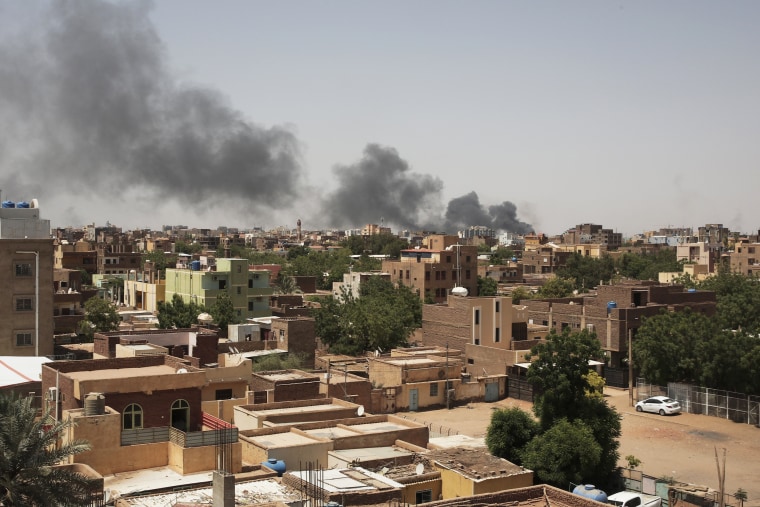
[323,145,533,234]
[0,0,302,213]
[323,144,444,230]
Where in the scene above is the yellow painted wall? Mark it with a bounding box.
[437,466,474,499]
[75,442,169,476]
[401,478,442,504]
[472,471,534,495]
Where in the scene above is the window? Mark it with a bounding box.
[474,309,480,325]
[495,327,500,343]
[429,383,439,397]
[248,301,254,311]
[425,271,430,281]
[215,389,233,400]
[465,269,471,280]
[237,265,242,273]
[15,263,32,277]
[441,271,446,280]
[435,271,440,281]
[495,301,500,312]
[405,270,410,279]
[123,404,143,430]
[15,298,33,311]
[249,279,253,288]
[237,286,241,295]
[15,332,32,347]
[446,256,452,263]
[466,256,471,263]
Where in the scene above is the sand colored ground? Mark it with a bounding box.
[399,387,760,506]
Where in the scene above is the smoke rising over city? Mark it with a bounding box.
[0,0,533,234]
[0,0,303,215]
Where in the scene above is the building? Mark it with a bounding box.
[521,281,716,387]
[421,294,542,378]
[166,258,273,320]
[562,223,622,250]
[381,235,478,303]
[332,270,391,300]
[1,197,55,356]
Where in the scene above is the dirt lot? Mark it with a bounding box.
[400,387,760,506]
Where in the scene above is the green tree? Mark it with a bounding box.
[477,276,498,297]
[157,294,208,329]
[557,253,616,291]
[485,407,540,466]
[698,268,760,332]
[209,293,237,330]
[510,286,532,304]
[313,277,421,355]
[0,394,95,506]
[78,296,120,340]
[526,328,605,428]
[275,273,298,294]
[175,241,203,255]
[526,328,621,489]
[142,250,170,274]
[252,353,305,372]
[536,276,576,298]
[632,308,717,385]
[489,246,516,265]
[78,269,92,286]
[521,419,602,488]
[616,249,682,281]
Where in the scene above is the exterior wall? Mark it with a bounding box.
[124,279,165,313]
[167,441,242,475]
[273,317,317,369]
[1,239,55,357]
[240,435,331,467]
[471,471,534,496]
[401,478,443,506]
[166,262,273,321]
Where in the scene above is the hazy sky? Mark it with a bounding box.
[1,1,759,237]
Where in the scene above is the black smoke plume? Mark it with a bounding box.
[324,145,533,234]
[0,1,302,214]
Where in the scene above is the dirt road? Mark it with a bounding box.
[400,388,760,506]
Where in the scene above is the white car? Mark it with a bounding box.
[635,396,681,415]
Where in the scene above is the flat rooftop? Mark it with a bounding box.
[289,467,402,493]
[380,357,440,366]
[257,371,314,381]
[116,478,299,507]
[429,434,486,449]
[249,431,322,448]
[329,446,413,463]
[304,426,359,439]
[104,466,212,501]
[347,421,410,433]
[65,365,177,381]
[251,402,354,418]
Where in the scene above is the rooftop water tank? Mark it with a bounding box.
[451,286,468,297]
[83,392,106,416]
[607,301,617,314]
[263,458,286,476]
[687,288,697,293]
[572,484,607,503]
[2,200,15,208]
[190,260,201,271]
[16,201,30,208]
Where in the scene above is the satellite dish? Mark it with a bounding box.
[357,405,365,416]
[415,463,424,475]
[176,368,188,374]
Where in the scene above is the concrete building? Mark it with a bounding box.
[368,354,463,412]
[421,294,542,379]
[521,280,716,387]
[382,235,478,303]
[427,447,533,499]
[562,223,622,250]
[166,258,273,320]
[332,270,391,301]
[249,369,322,404]
[727,240,760,276]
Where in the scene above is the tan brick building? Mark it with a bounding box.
[382,235,478,303]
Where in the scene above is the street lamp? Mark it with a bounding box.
[16,250,39,357]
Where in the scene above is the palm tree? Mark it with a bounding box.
[0,394,96,506]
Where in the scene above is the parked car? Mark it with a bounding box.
[607,491,662,507]
[635,396,681,415]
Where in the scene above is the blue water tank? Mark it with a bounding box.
[190,260,201,271]
[16,201,30,208]
[263,457,286,476]
[607,301,617,314]
[1,200,15,208]
[687,288,696,293]
[572,484,608,503]
[511,257,518,262]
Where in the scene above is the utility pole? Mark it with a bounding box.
[628,327,634,407]
[445,341,450,410]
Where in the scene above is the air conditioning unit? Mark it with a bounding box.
[47,387,58,401]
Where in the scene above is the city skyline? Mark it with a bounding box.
[1,1,759,236]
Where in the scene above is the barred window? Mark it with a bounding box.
[15,298,33,311]
[16,332,32,347]
[15,263,32,277]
